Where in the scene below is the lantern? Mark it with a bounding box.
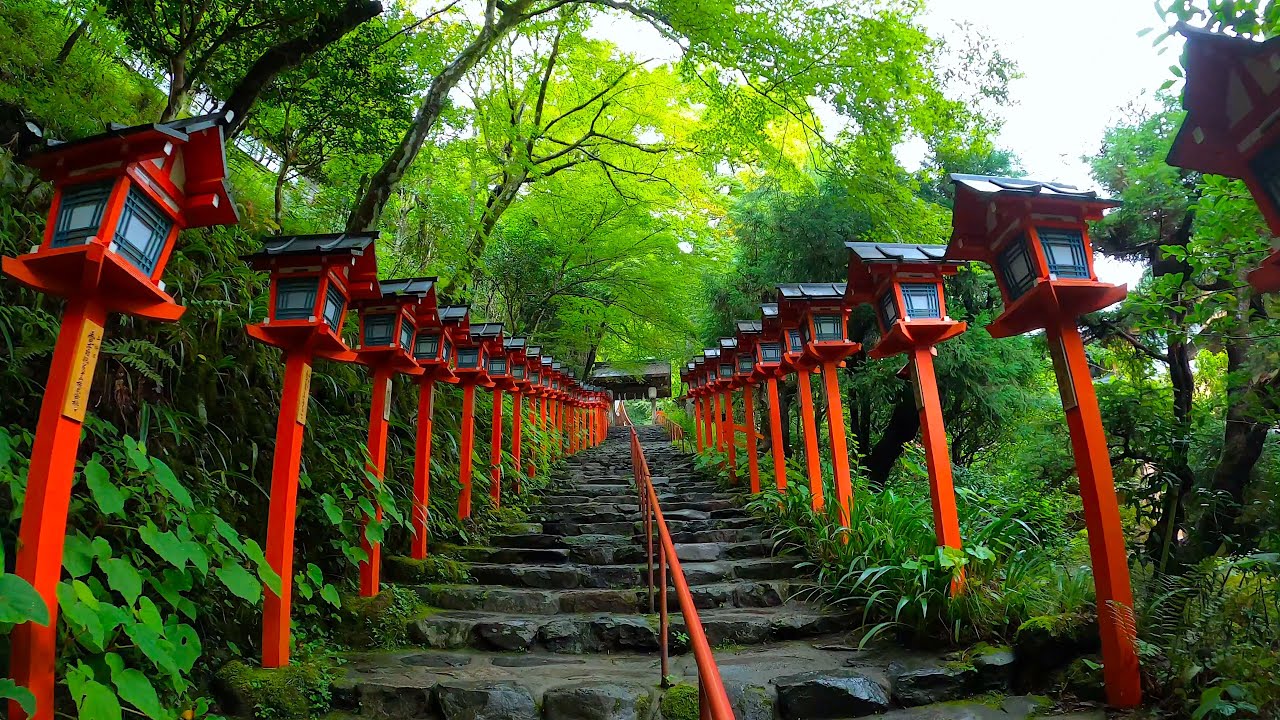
[734,320,765,492]
[846,241,968,592]
[1166,25,1280,291]
[947,173,1139,708]
[3,114,241,716]
[241,233,380,668]
[755,305,789,491]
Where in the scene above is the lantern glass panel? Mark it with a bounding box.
[737,353,754,373]
[399,318,413,352]
[442,337,453,362]
[878,291,899,328]
[489,357,508,376]
[274,277,318,321]
[997,235,1037,300]
[759,342,782,364]
[114,186,172,275]
[457,347,480,369]
[52,181,113,248]
[719,363,733,378]
[512,364,525,379]
[363,314,395,346]
[787,329,802,354]
[1250,138,1280,215]
[414,332,440,360]
[813,314,843,342]
[1037,227,1090,279]
[322,283,345,328]
[902,283,941,320]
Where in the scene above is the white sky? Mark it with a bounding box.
[587,1,1183,287]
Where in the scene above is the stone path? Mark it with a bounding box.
[335,425,1098,720]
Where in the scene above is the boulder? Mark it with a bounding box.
[544,683,653,720]
[972,645,1016,692]
[357,682,434,719]
[1013,613,1098,674]
[775,670,891,719]
[476,618,540,651]
[411,616,476,649]
[887,661,977,706]
[541,618,597,653]
[436,682,537,720]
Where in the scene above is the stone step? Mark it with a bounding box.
[409,579,805,615]
[464,557,803,590]
[406,607,855,654]
[444,538,770,567]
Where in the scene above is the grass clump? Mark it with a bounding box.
[335,585,423,650]
[660,683,700,720]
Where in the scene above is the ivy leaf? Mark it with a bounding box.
[110,666,165,720]
[256,560,282,596]
[100,558,142,606]
[149,459,193,509]
[138,524,189,570]
[124,623,179,678]
[167,623,202,674]
[63,534,95,578]
[124,438,151,474]
[58,582,105,649]
[216,564,261,604]
[320,494,344,525]
[84,459,125,516]
[320,584,341,607]
[0,678,36,716]
[0,573,49,625]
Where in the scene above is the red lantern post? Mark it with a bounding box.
[242,233,380,668]
[732,323,765,493]
[506,338,530,493]
[757,304,789,490]
[469,323,507,508]
[407,302,463,559]
[948,173,1138,707]
[524,347,544,478]
[716,340,740,482]
[847,242,969,585]
[452,323,494,519]
[352,282,431,596]
[1166,25,1280,291]
[2,114,239,719]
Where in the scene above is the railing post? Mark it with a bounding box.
[659,541,669,686]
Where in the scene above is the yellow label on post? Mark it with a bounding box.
[62,318,105,422]
[297,364,312,425]
[383,378,393,422]
[1048,334,1079,411]
[909,362,925,412]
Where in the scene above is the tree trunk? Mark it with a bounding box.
[441,171,527,297]
[866,391,919,489]
[162,55,188,122]
[273,161,290,232]
[222,0,383,138]
[346,3,524,233]
[55,19,89,65]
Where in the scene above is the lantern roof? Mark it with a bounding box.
[552,361,563,371]
[949,174,1110,203]
[439,305,469,323]
[845,242,948,263]
[379,277,435,298]
[542,357,554,367]
[761,303,779,318]
[703,348,720,360]
[244,233,377,264]
[505,337,528,352]
[735,320,763,335]
[1168,23,1280,176]
[718,337,737,352]
[777,282,847,301]
[693,356,705,366]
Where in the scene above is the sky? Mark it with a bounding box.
[585,1,1183,288]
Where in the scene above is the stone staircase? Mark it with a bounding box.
[335,425,1079,720]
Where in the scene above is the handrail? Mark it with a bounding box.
[618,405,735,720]
[654,410,692,453]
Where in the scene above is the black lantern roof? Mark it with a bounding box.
[542,357,554,367]
[31,112,228,162]
[504,337,528,352]
[527,345,542,356]
[378,277,435,297]
[552,361,563,371]
[949,174,1115,206]
[735,320,763,334]
[693,356,705,366]
[718,337,737,351]
[777,283,847,301]
[242,232,377,263]
[438,305,469,323]
[845,242,948,263]
[703,348,720,360]
[471,322,503,339]
[761,303,779,318]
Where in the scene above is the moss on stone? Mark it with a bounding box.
[384,554,472,584]
[215,659,332,719]
[636,691,653,719]
[336,585,422,649]
[660,683,700,720]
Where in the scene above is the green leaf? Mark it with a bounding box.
[167,623,201,673]
[77,679,121,720]
[124,622,180,678]
[100,558,142,606]
[124,438,151,474]
[320,584,341,607]
[0,678,36,716]
[63,534,95,578]
[110,666,165,720]
[138,524,190,570]
[57,583,105,648]
[320,494,344,525]
[216,563,261,603]
[0,573,49,625]
[84,459,125,516]
[149,459,193,509]
[256,560,282,596]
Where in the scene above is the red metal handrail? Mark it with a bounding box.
[619,405,735,720]
[654,410,692,453]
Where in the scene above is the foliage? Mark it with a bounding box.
[214,659,334,720]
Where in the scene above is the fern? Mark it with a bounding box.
[102,338,179,388]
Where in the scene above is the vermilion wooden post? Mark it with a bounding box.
[693,396,705,450]
[262,351,312,666]
[1051,318,1140,703]
[489,388,505,508]
[458,382,478,519]
[360,367,394,597]
[796,368,824,510]
[820,361,852,527]
[9,299,108,716]
[411,378,435,559]
[511,391,524,493]
[911,350,962,553]
[722,391,737,481]
[765,376,787,490]
[742,384,761,493]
